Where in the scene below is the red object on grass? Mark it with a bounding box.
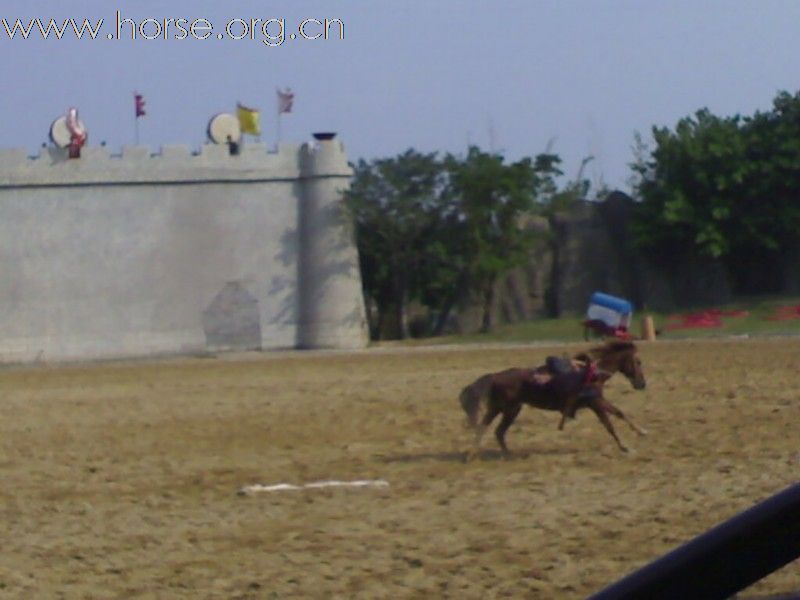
[664,307,750,330]
[665,312,722,330]
[705,308,749,318]
[766,305,800,321]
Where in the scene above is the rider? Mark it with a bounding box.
[541,354,603,425]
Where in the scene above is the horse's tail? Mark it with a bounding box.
[459,374,492,429]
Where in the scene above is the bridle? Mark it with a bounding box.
[583,361,599,384]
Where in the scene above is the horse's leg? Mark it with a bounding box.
[494,404,522,458]
[558,406,574,430]
[560,386,598,431]
[460,377,489,429]
[599,398,648,436]
[465,403,501,461]
[558,394,579,431]
[589,403,628,452]
[558,401,570,431]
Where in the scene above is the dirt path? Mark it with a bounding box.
[1,339,798,598]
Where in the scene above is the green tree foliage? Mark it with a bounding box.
[346,146,566,339]
[445,147,545,333]
[345,150,447,339]
[539,154,590,216]
[632,109,746,260]
[632,91,800,292]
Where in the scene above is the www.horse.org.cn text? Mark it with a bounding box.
[1,12,345,47]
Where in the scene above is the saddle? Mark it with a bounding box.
[545,355,574,376]
[526,355,600,396]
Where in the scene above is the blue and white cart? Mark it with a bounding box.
[583,292,634,340]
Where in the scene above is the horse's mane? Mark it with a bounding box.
[588,340,636,357]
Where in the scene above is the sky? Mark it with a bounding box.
[3,0,800,192]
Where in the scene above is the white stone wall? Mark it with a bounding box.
[0,140,368,363]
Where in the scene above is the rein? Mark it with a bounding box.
[584,361,598,384]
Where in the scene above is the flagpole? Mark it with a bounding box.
[133,91,138,145]
[275,88,293,151]
[276,106,282,150]
[133,92,145,145]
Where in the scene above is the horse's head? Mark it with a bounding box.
[619,351,646,390]
[590,341,646,390]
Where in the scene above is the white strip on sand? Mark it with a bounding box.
[238,479,390,495]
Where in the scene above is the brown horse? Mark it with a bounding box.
[460,341,647,457]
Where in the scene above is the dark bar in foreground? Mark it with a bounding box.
[589,482,800,600]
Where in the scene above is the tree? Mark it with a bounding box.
[445,147,548,333]
[632,109,746,262]
[347,146,568,339]
[631,92,800,292]
[344,150,446,339]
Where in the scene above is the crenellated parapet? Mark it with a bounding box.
[0,142,306,186]
[0,135,368,363]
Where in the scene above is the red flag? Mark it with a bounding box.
[277,87,294,114]
[134,93,146,118]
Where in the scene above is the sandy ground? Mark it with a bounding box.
[0,338,798,599]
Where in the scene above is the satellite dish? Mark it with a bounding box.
[49,111,88,148]
[207,113,241,145]
[49,116,73,148]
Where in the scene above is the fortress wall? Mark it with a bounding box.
[0,140,368,363]
[296,143,368,349]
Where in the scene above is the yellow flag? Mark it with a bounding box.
[237,103,261,135]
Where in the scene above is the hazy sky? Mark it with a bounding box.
[4,1,800,191]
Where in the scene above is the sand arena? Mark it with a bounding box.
[1,338,798,598]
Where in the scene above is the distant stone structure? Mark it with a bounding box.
[549,192,733,314]
[0,137,368,363]
[451,192,734,333]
